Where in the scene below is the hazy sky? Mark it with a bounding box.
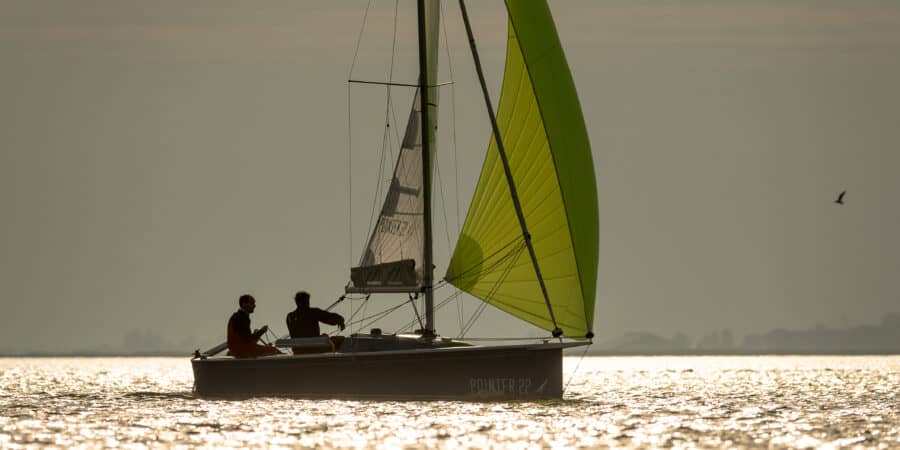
[2,0,899,353]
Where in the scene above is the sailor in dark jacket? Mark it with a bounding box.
[286,291,345,354]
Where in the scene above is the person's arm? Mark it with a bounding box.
[315,309,346,330]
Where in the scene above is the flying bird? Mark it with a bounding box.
[834,190,846,205]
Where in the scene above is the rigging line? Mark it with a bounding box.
[442,235,522,283]
[440,289,474,332]
[460,302,488,338]
[363,109,401,256]
[347,0,374,79]
[349,79,453,88]
[345,294,372,325]
[458,285,492,336]
[358,220,513,327]
[345,296,405,328]
[450,336,554,341]
[460,242,525,337]
[387,84,404,162]
[350,295,371,335]
[357,308,401,333]
[563,343,592,395]
[398,289,463,333]
[439,0,461,235]
[324,295,346,312]
[385,0,400,166]
[398,298,430,333]
[347,84,354,268]
[459,245,522,336]
[440,3,465,329]
[435,153,453,253]
[355,300,410,331]
[388,0,400,85]
[409,293,424,331]
[348,295,354,335]
[433,272,471,291]
[428,2,454,258]
[361,291,371,330]
[441,235,524,285]
[395,287,461,332]
[384,103,394,172]
[361,119,392,252]
[457,288,464,334]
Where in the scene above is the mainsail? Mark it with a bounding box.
[446,1,598,337]
[350,91,427,292]
[348,0,441,295]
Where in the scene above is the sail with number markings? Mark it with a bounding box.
[349,91,427,293]
[347,1,441,294]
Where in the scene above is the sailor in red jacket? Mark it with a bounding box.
[227,294,281,358]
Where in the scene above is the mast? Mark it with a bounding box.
[458,0,563,337]
[417,0,440,337]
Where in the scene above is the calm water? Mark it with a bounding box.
[1,356,898,448]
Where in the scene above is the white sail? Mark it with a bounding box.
[350,90,427,292]
[348,0,441,294]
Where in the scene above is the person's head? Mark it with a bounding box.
[294,291,310,309]
[239,294,256,313]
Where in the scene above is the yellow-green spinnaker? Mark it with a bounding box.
[445,1,598,337]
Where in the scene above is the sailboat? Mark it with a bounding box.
[191,0,597,400]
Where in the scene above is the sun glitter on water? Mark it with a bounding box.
[1,356,898,448]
